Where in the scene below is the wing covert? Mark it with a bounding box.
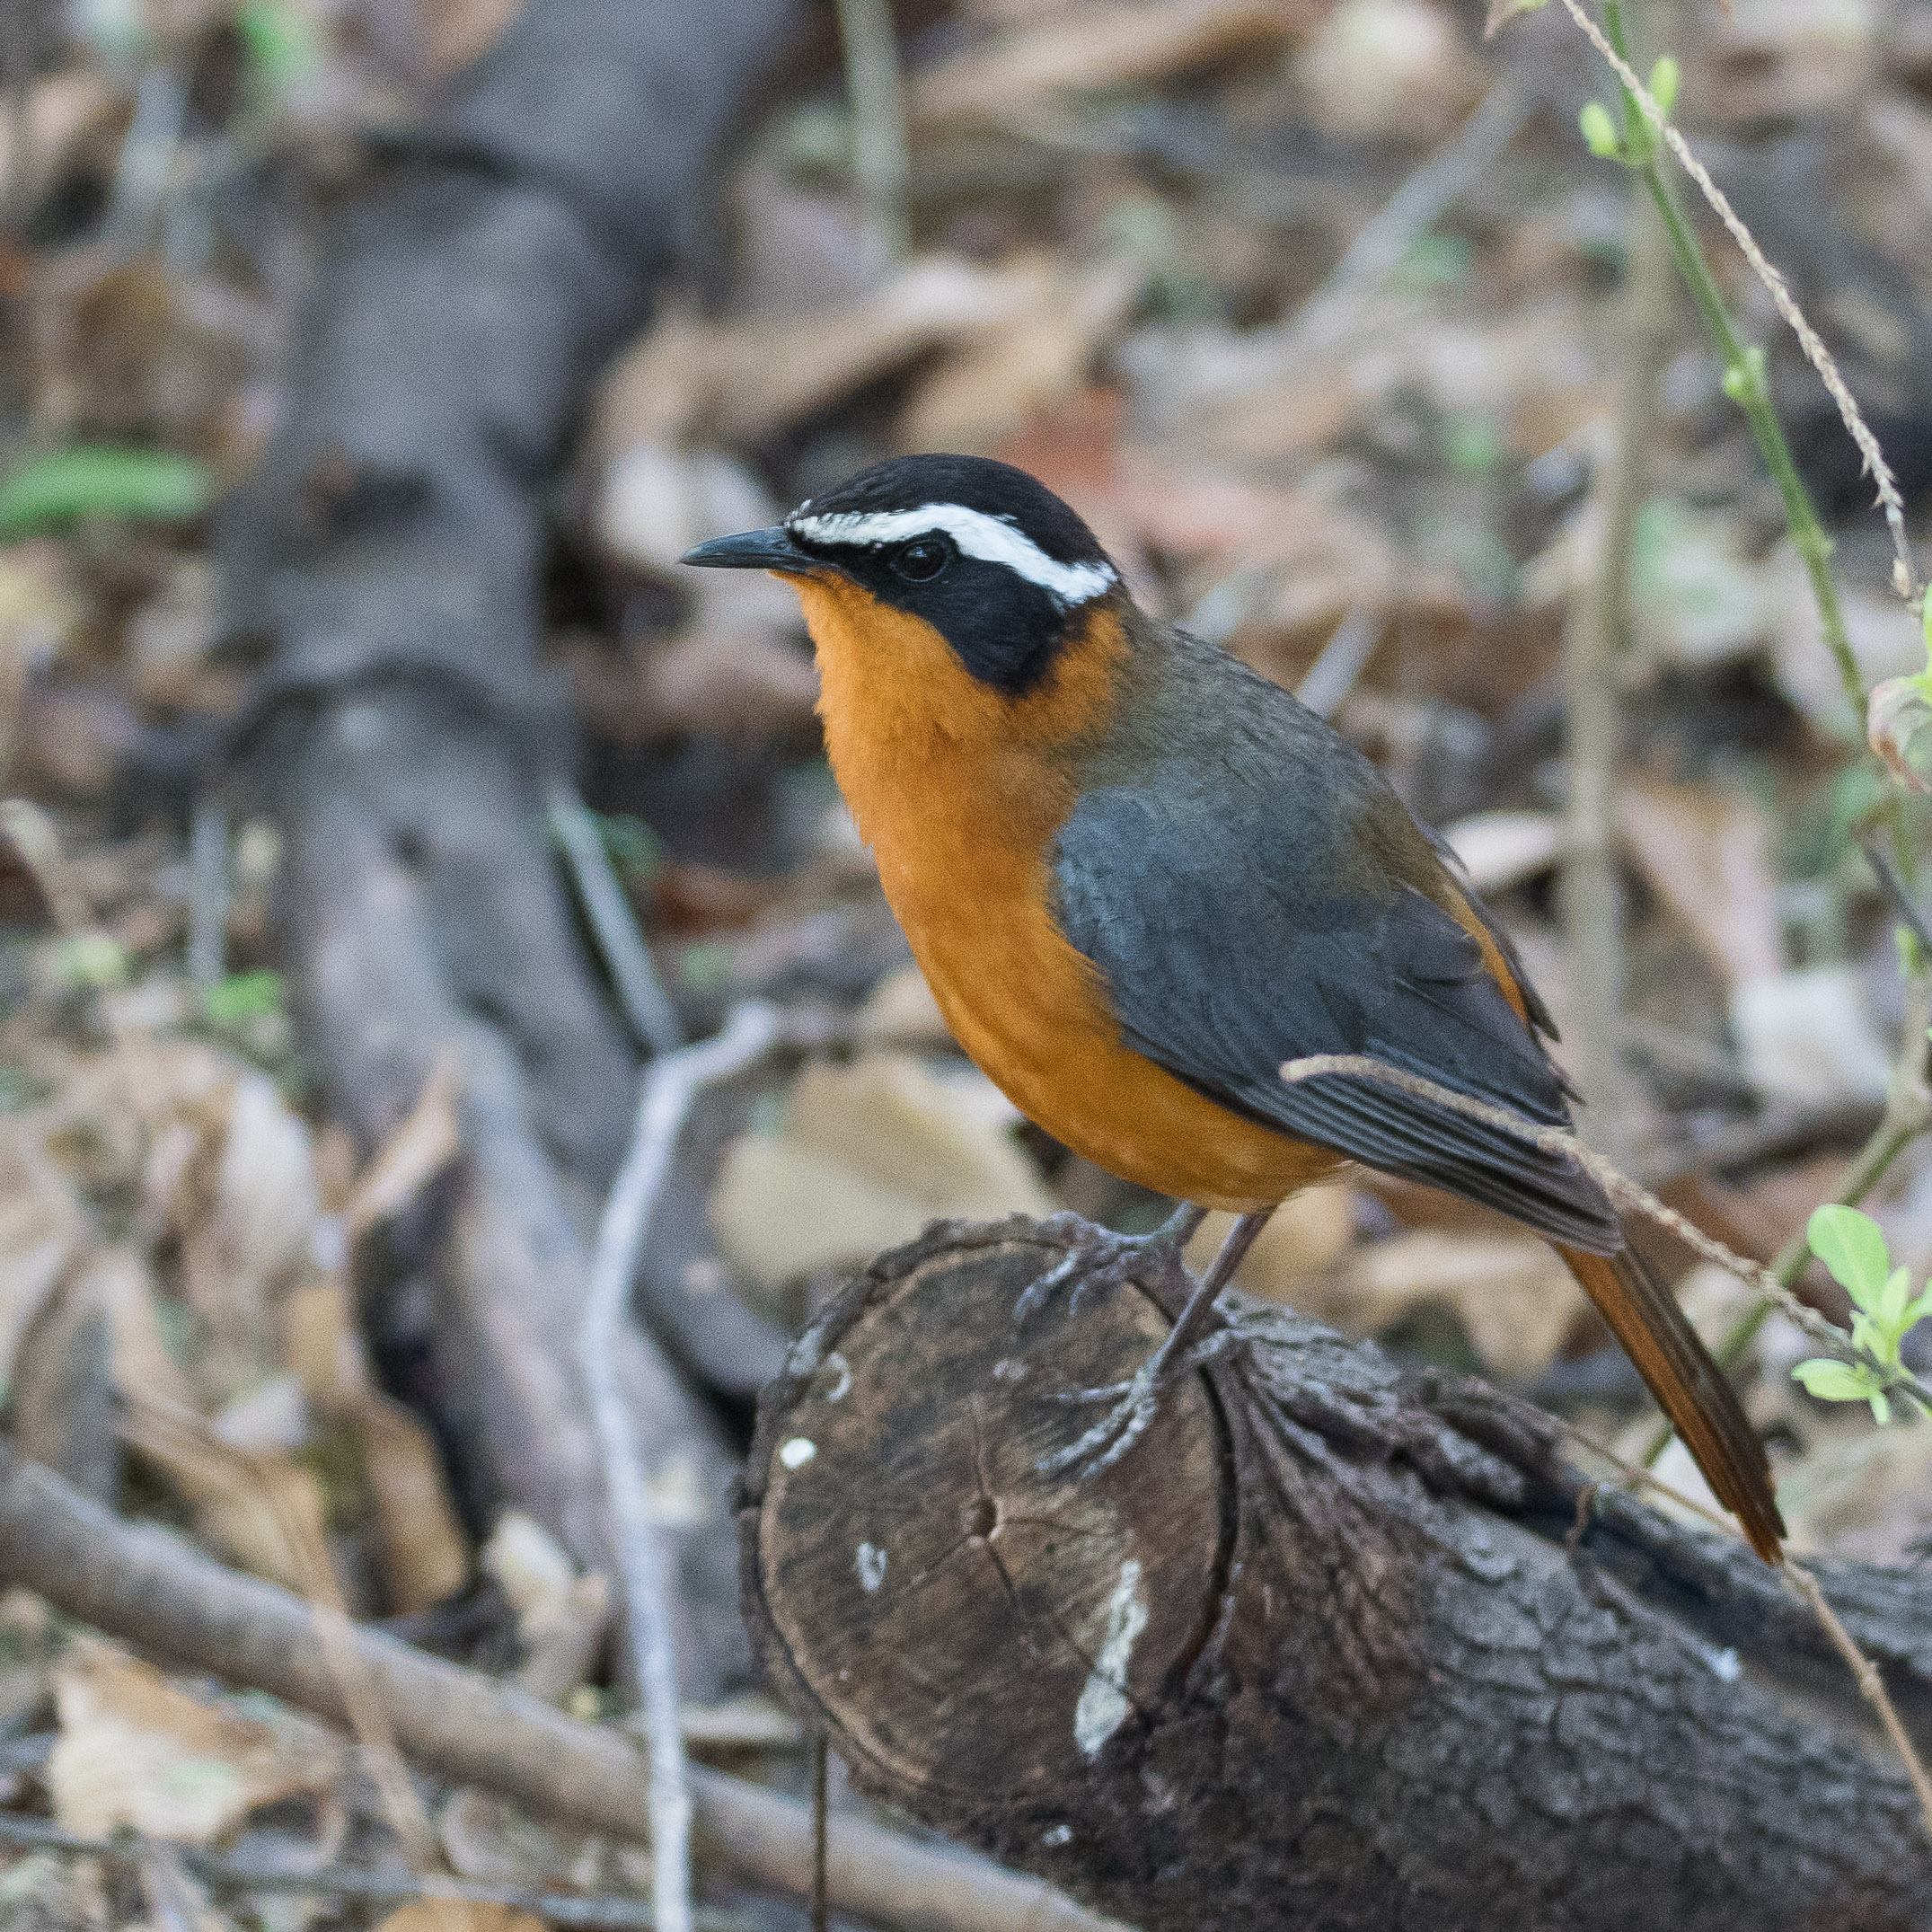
[1050,784,1620,1251]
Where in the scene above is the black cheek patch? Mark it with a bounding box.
[847,551,1076,695]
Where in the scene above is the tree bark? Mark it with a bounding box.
[740,1217,1932,1932]
[216,0,801,1678]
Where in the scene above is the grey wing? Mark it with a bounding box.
[1050,784,1621,1252]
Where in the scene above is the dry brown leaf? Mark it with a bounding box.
[49,1640,338,1842]
[0,1116,87,1394]
[583,446,817,737]
[86,1242,195,1407]
[912,0,1315,131]
[481,1512,578,1632]
[0,70,127,221]
[1774,1415,1932,1564]
[1686,0,1874,125]
[342,1050,463,1241]
[173,1067,319,1401]
[1729,966,1893,1108]
[855,965,951,1045]
[124,556,219,710]
[1441,810,1562,895]
[357,1391,472,1612]
[284,1273,373,1413]
[1294,0,1487,142]
[119,1390,339,1595]
[282,1275,468,1610]
[1283,1229,1588,1376]
[1187,1186,1357,1296]
[419,0,527,77]
[388,1854,548,1932]
[895,258,1145,454]
[1617,781,1783,989]
[787,1054,1055,1217]
[596,259,1047,450]
[710,1053,1054,1290]
[0,541,79,785]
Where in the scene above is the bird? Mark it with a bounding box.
[684,452,1786,1564]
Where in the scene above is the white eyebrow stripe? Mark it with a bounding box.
[787,502,1117,607]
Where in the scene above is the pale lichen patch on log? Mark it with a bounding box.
[1073,1558,1147,1758]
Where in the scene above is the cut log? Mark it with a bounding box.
[740,1217,1932,1932]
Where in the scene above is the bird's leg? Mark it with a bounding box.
[1013,1201,1209,1324]
[1037,1205,1277,1478]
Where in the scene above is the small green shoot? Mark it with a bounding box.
[1793,1204,1932,1423]
[0,446,211,543]
[1578,101,1619,159]
[203,969,284,1028]
[55,933,128,992]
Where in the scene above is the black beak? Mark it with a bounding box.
[681,525,824,573]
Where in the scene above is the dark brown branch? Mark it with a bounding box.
[740,1218,1932,1932]
[0,1440,1119,1932]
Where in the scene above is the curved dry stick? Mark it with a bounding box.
[581,1002,785,1932]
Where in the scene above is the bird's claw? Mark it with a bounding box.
[1037,1329,1238,1479]
[1013,1212,1193,1326]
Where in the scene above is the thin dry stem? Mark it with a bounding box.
[251,1443,445,1871]
[1786,1562,1932,1843]
[1276,1053,1932,1410]
[582,1001,786,1932]
[1554,0,1918,599]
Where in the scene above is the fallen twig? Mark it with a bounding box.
[1277,1052,1932,1410]
[0,1442,1121,1932]
[548,781,684,1060]
[0,1814,754,1931]
[1292,75,1533,349]
[583,1001,787,1932]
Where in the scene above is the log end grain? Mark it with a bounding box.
[745,1221,1231,1804]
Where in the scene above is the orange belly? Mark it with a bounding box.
[792,575,1333,1213]
[902,851,1337,1212]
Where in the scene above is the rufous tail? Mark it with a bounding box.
[1559,1244,1786,1564]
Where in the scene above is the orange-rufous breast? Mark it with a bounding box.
[790,575,1338,1210]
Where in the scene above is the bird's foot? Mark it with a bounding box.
[1037,1328,1240,1478]
[1013,1205,1205,1326]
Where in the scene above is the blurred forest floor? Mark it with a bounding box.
[8,0,1932,1923]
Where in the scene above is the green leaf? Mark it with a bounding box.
[1899,1287,1932,1331]
[1578,101,1620,159]
[0,446,211,542]
[1648,54,1680,119]
[203,970,284,1028]
[56,934,128,991]
[1880,1265,1914,1333]
[1808,1204,1892,1307]
[1792,1358,1880,1402]
[234,0,319,92]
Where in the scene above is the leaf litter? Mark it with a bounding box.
[11,0,1932,1918]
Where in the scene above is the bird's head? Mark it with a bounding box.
[683,454,1122,699]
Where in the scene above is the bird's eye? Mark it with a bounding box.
[890,537,950,583]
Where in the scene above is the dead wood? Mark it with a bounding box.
[216,0,802,1683]
[740,1217,1932,1932]
[0,1438,1122,1932]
